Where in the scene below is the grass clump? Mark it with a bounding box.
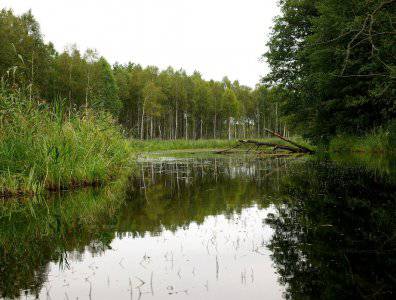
[129,139,237,152]
[329,121,396,154]
[0,90,132,196]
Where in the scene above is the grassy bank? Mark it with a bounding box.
[0,91,131,197]
[329,123,396,154]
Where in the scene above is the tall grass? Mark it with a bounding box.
[129,139,236,152]
[0,90,131,196]
[329,121,396,153]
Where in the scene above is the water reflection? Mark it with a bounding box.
[0,156,289,299]
[0,155,395,299]
[266,156,396,299]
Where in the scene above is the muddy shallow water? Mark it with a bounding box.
[1,154,395,299]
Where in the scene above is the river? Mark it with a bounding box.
[0,153,395,299]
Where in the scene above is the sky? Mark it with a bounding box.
[1,0,279,87]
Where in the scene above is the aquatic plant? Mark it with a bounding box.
[0,89,132,196]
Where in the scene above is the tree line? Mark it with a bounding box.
[0,8,288,140]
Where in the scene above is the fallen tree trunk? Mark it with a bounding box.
[238,140,301,153]
[262,128,315,154]
[215,143,242,154]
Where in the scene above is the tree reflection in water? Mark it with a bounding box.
[0,156,287,299]
[266,157,396,299]
[1,155,394,299]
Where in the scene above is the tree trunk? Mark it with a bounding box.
[200,119,203,139]
[169,113,172,139]
[262,127,315,154]
[175,101,178,139]
[146,118,149,140]
[150,117,153,139]
[257,110,260,138]
[185,112,188,140]
[193,119,196,139]
[140,105,145,140]
[213,113,217,139]
[228,117,232,140]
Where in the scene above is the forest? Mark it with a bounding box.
[0,9,284,141]
[2,1,394,143]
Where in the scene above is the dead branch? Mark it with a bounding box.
[341,0,396,75]
[262,128,315,154]
[238,140,301,153]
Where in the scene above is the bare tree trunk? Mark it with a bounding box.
[158,124,162,139]
[262,113,266,138]
[175,101,178,139]
[275,103,278,133]
[150,117,153,139]
[146,118,149,140]
[193,119,196,139]
[169,113,173,139]
[262,127,314,154]
[140,105,145,140]
[257,110,260,138]
[200,118,203,139]
[213,113,217,139]
[228,117,232,140]
[30,52,34,102]
[185,112,188,140]
[85,70,90,108]
[68,63,72,103]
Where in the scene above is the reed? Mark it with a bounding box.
[329,121,396,154]
[0,89,132,196]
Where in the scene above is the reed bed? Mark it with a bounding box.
[0,90,131,196]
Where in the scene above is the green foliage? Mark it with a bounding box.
[128,139,236,152]
[142,81,165,118]
[264,0,396,143]
[0,8,291,142]
[0,90,131,195]
[329,120,396,153]
[221,87,240,118]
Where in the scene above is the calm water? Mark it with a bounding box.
[0,154,395,299]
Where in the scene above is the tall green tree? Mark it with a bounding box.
[221,88,240,140]
[264,0,396,143]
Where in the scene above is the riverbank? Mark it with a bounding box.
[0,91,132,197]
[0,90,314,197]
[328,123,396,154]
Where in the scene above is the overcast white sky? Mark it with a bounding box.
[1,0,279,87]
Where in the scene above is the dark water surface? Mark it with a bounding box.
[0,154,395,299]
